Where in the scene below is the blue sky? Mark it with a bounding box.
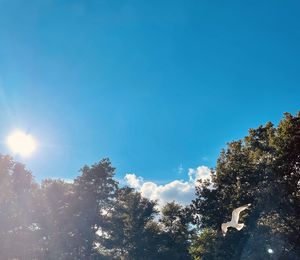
[0,0,299,185]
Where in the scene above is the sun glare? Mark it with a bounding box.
[6,130,37,157]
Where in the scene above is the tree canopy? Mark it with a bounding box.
[0,112,299,259]
[191,112,300,259]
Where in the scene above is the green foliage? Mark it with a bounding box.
[38,179,74,259]
[0,156,193,259]
[0,112,299,259]
[0,157,120,259]
[191,112,300,259]
[100,187,160,259]
[0,156,41,259]
[159,201,194,259]
[71,158,119,258]
[189,228,218,260]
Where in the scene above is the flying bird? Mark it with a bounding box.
[221,204,251,236]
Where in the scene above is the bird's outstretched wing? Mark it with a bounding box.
[231,204,251,223]
[221,223,228,233]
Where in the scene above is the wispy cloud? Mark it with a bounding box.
[177,163,184,174]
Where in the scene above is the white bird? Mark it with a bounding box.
[221,204,251,236]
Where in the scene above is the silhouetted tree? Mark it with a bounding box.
[71,158,118,259]
[100,187,161,259]
[159,201,194,259]
[191,112,300,259]
[0,155,42,259]
[39,179,75,259]
[0,112,299,260]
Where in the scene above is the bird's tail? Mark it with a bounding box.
[236,223,244,230]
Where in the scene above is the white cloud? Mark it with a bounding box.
[124,166,211,208]
[188,166,212,184]
[124,173,143,188]
[58,178,74,184]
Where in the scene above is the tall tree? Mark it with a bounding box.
[72,158,119,259]
[39,179,75,259]
[159,201,194,259]
[0,155,42,259]
[191,112,300,259]
[100,187,161,259]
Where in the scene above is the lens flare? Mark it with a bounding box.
[6,130,37,157]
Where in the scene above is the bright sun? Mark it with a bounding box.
[6,130,37,157]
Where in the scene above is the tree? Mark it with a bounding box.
[71,158,119,259]
[191,112,300,259]
[0,112,299,259]
[0,156,120,259]
[0,155,42,259]
[159,201,194,259]
[39,179,75,259]
[189,228,218,260]
[100,187,161,259]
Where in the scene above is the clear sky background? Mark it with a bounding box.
[0,0,299,187]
